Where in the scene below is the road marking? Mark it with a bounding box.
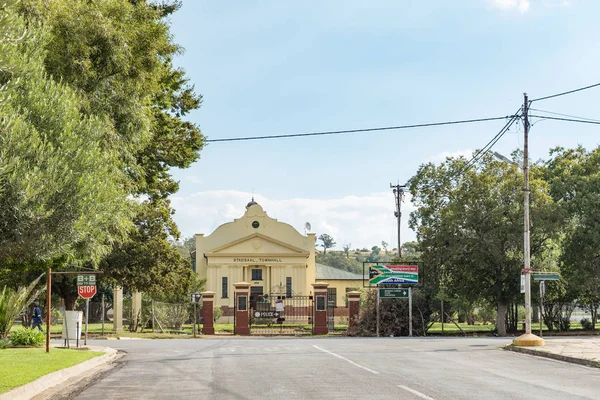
[312,345,379,375]
[397,384,435,399]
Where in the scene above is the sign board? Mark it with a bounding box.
[520,274,525,294]
[77,275,96,286]
[275,300,284,312]
[254,311,280,318]
[77,275,97,299]
[77,285,97,299]
[533,272,560,281]
[190,293,202,303]
[378,288,409,298]
[369,265,418,285]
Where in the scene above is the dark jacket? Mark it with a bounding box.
[32,306,43,323]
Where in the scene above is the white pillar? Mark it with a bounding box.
[113,287,123,331]
[132,292,142,331]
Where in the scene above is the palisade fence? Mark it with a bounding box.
[122,296,203,334]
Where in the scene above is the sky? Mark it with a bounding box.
[166,0,600,250]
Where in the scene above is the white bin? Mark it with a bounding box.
[62,310,83,341]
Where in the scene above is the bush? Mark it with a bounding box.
[10,328,45,346]
[580,318,593,330]
[213,307,223,323]
[0,338,11,349]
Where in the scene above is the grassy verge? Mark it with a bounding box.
[0,348,103,394]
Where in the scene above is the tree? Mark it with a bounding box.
[546,146,600,329]
[342,243,351,258]
[381,241,389,254]
[409,152,560,336]
[0,0,132,263]
[318,234,336,254]
[17,0,204,298]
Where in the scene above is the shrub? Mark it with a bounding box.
[0,338,11,349]
[10,328,45,346]
[0,274,45,338]
[213,307,223,323]
[580,318,593,330]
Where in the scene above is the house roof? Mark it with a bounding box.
[315,263,364,280]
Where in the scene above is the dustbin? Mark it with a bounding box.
[62,310,83,341]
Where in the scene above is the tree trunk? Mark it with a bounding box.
[64,294,78,311]
[496,302,508,336]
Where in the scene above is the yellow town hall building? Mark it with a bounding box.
[194,200,363,320]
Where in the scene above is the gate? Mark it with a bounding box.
[250,294,313,335]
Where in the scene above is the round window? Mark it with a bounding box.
[252,221,260,228]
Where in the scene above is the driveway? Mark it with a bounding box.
[70,337,600,399]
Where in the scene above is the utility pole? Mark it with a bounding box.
[390,183,406,258]
[513,92,544,346]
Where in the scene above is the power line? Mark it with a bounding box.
[529,115,600,125]
[205,115,518,143]
[530,82,600,102]
[529,109,600,123]
[456,110,522,176]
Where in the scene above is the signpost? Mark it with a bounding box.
[369,265,419,285]
[368,264,419,337]
[378,288,409,298]
[77,275,97,346]
[532,272,557,338]
[533,272,560,281]
[254,311,280,318]
[190,293,202,337]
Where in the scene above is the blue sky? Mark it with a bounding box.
[167,0,600,249]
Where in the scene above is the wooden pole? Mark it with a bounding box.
[46,268,51,353]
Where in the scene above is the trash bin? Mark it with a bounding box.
[62,310,83,341]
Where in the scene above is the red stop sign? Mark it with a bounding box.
[78,285,97,299]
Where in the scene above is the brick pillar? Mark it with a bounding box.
[347,291,361,329]
[312,282,329,335]
[112,287,123,331]
[234,282,251,335]
[201,291,215,335]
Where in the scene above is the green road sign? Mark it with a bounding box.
[77,274,96,286]
[378,288,409,299]
[533,272,560,281]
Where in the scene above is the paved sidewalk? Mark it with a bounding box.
[505,337,600,367]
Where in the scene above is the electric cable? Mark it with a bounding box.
[530,82,600,102]
[205,115,518,143]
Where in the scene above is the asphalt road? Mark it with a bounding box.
[70,337,600,400]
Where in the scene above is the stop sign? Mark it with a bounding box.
[78,285,97,299]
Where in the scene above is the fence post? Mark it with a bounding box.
[312,282,329,335]
[201,291,215,335]
[347,291,361,330]
[233,283,250,335]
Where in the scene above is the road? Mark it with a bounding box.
[70,337,600,399]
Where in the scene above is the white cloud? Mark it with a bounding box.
[489,0,530,12]
[170,190,416,250]
[426,149,473,164]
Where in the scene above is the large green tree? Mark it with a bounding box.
[0,0,132,264]
[409,152,560,336]
[16,0,205,301]
[546,146,600,329]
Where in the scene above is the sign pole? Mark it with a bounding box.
[193,302,197,338]
[376,288,380,337]
[408,287,413,337]
[539,281,545,338]
[441,300,444,335]
[84,298,89,345]
[46,267,51,353]
[101,293,105,337]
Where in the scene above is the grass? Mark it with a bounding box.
[0,348,103,394]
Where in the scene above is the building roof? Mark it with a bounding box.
[315,263,364,280]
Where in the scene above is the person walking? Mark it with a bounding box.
[32,302,44,333]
